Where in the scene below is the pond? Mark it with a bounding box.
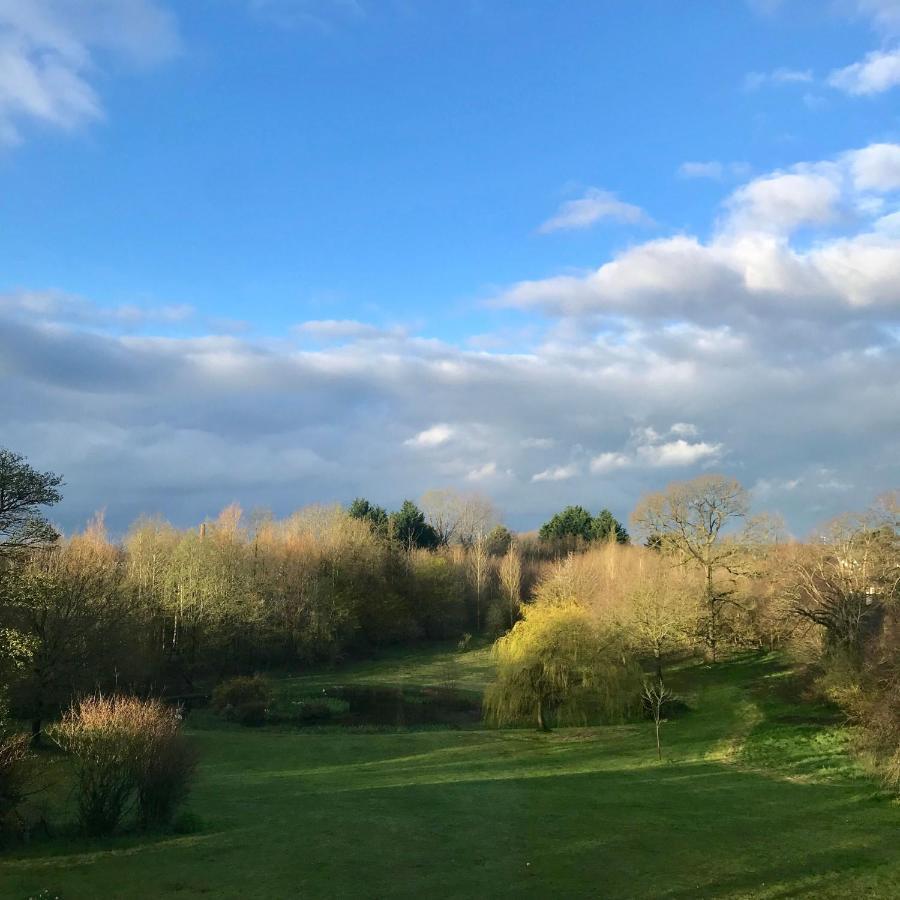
[288,684,483,727]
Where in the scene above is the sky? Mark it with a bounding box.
[1,0,899,536]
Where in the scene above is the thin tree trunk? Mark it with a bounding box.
[536,696,550,732]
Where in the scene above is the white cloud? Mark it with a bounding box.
[829,46,900,94]
[3,143,898,536]
[589,452,631,473]
[846,142,900,190]
[539,188,651,233]
[636,439,722,467]
[295,319,404,341]
[0,0,179,145]
[679,161,724,180]
[589,425,721,473]
[851,0,900,34]
[466,461,498,481]
[532,464,579,482]
[744,68,813,91]
[405,424,454,449]
[725,171,841,233]
[499,143,900,320]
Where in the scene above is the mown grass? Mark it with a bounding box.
[2,648,897,899]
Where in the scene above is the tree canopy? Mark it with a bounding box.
[539,505,629,545]
[0,448,64,559]
[389,500,439,550]
[483,601,639,731]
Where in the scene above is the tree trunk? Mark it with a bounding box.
[654,650,664,681]
[706,564,717,663]
[536,696,550,732]
[655,718,662,761]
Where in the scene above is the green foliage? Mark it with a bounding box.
[0,448,64,558]
[538,505,593,542]
[212,675,273,726]
[0,732,33,840]
[538,505,628,545]
[484,601,639,730]
[389,501,439,550]
[348,498,389,535]
[591,508,629,544]
[484,524,513,556]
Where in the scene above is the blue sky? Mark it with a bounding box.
[1,0,899,535]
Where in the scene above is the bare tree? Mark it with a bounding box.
[787,506,899,657]
[632,475,749,661]
[641,679,674,762]
[420,488,497,547]
[468,530,490,632]
[498,542,522,629]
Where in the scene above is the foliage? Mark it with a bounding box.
[484,601,639,730]
[5,518,130,739]
[348,498,389,535]
[538,505,629,547]
[389,500,440,550]
[0,449,64,559]
[538,505,594,543]
[484,524,513,556]
[0,732,33,839]
[591,509,630,544]
[49,694,196,835]
[212,675,273,726]
[134,727,198,829]
[631,475,750,661]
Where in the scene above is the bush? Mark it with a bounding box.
[212,675,273,726]
[293,697,350,723]
[0,732,32,840]
[49,695,196,835]
[134,729,198,830]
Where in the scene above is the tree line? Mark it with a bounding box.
[0,446,897,835]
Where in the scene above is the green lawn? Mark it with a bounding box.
[2,649,898,899]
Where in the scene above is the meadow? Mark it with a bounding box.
[2,645,897,900]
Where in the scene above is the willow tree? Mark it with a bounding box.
[484,602,638,731]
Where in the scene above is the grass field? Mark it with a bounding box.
[1,648,898,899]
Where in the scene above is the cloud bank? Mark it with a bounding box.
[2,142,897,535]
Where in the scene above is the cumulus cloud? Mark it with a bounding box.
[499,143,900,321]
[405,424,455,448]
[2,143,898,536]
[532,464,580,483]
[829,46,900,94]
[539,188,651,233]
[589,425,722,473]
[0,0,179,145]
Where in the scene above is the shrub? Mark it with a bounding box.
[0,732,32,840]
[212,675,273,726]
[134,727,198,830]
[293,697,350,723]
[49,694,196,835]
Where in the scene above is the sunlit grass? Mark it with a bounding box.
[1,650,897,899]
